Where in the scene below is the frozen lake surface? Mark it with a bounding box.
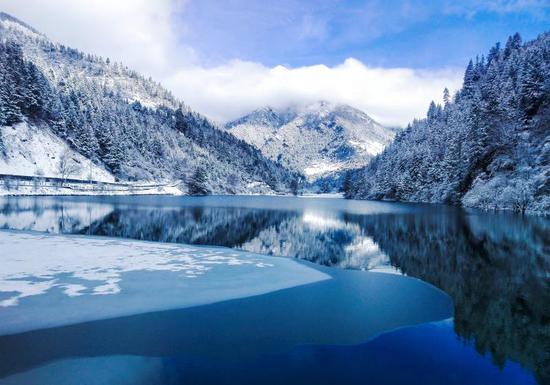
[0,231,329,334]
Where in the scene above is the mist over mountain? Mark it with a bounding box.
[0,12,301,195]
[225,101,395,190]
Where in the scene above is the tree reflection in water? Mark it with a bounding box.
[346,212,549,384]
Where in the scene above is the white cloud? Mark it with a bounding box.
[0,0,463,126]
[167,58,463,126]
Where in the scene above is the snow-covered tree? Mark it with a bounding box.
[347,32,550,214]
[187,166,210,195]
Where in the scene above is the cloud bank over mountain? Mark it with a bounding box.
[1,0,524,126]
[167,58,461,126]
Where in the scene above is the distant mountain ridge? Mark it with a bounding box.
[0,12,300,195]
[225,101,395,188]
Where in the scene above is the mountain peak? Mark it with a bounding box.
[226,106,295,129]
[226,101,380,130]
[224,101,395,184]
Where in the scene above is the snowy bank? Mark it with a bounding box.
[0,231,329,335]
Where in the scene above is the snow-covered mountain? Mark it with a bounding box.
[0,12,300,195]
[0,12,177,110]
[225,101,395,185]
[346,32,549,214]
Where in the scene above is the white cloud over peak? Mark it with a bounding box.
[167,59,462,126]
[0,0,463,126]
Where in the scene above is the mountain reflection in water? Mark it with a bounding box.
[0,195,548,384]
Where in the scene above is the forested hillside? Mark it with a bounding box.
[346,32,549,214]
[0,12,300,194]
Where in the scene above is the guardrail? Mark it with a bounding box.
[0,174,180,193]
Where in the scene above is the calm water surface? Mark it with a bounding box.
[0,195,548,384]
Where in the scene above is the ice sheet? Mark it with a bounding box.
[0,231,329,335]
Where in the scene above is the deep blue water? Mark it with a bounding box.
[0,195,548,384]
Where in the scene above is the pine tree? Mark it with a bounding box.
[443,88,451,106]
[519,49,545,121]
[0,42,23,125]
[504,33,522,59]
[487,42,501,65]
[187,167,210,195]
[462,60,476,98]
[74,123,99,158]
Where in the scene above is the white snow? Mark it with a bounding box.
[226,101,395,181]
[348,139,385,157]
[0,14,178,112]
[304,163,342,177]
[0,16,45,41]
[299,193,344,198]
[0,230,329,334]
[0,123,115,182]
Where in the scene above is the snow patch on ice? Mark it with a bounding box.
[0,232,281,307]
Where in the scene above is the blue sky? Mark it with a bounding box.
[1,0,548,125]
[177,0,549,68]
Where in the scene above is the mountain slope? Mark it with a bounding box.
[225,101,395,187]
[0,122,115,182]
[0,12,300,195]
[346,32,550,214]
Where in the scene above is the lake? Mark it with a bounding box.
[0,195,548,385]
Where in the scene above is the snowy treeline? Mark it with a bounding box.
[0,13,301,194]
[346,32,549,214]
